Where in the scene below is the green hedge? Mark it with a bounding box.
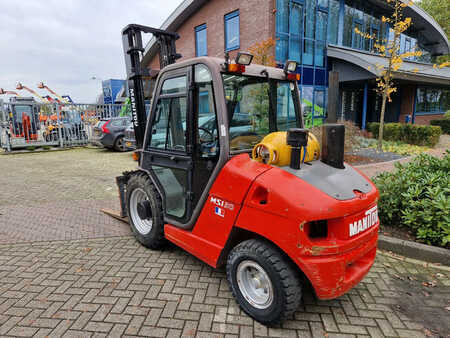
[367,122,442,147]
[373,152,450,247]
[430,119,450,134]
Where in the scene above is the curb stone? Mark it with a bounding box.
[378,234,450,266]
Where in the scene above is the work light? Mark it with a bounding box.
[284,60,298,73]
[235,52,254,66]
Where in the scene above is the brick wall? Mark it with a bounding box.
[148,0,275,70]
[414,114,445,125]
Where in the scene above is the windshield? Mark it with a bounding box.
[62,111,81,124]
[13,105,32,121]
[222,74,299,152]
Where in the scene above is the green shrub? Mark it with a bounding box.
[444,110,450,119]
[368,140,429,155]
[430,119,450,134]
[367,122,441,147]
[373,152,450,247]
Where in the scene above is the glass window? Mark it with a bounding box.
[318,0,328,8]
[370,28,379,52]
[276,0,289,34]
[328,0,339,44]
[304,0,315,39]
[276,36,289,62]
[303,40,314,66]
[301,86,314,127]
[150,96,187,151]
[416,88,426,112]
[195,24,207,57]
[152,166,187,218]
[316,11,327,41]
[195,64,212,83]
[352,22,363,49]
[416,87,450,113]
[354,8,363,21]
[405,38,411,53]
[289,2,303,63]
[161,76,187,95]
[222,74,299,151]
[195,65,218,158]
[225,10,240,51]
[343,5,353,47]
[302,67,314,85]
[276,82,297,130]
[314,89,325,117]
[315,69,326,86]
[315,41,325,67]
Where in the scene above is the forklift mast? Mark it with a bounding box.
[121,24,181,150]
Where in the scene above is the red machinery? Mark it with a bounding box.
[38,82,69,103]
[108,24,379,325]
[0,88,21,97]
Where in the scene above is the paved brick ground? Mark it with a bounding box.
[0,148,134,244]
[0,237,449,337]
[1,147,449,337]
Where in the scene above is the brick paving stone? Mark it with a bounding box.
[0,236,438,338]
[1,149,449,337]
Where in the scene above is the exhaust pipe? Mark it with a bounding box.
[321,124,345,169]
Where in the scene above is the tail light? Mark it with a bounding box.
[102,120,111,134]
[228,63,246,73]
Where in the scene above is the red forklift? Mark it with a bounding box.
[114,24,379,325]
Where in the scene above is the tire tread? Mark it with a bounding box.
[126,172,166,249]
[226,239,302,325]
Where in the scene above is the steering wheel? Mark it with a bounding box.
[199,127,214,143]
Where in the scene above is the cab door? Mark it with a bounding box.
[142,67,192,224]
[141,64,220,226]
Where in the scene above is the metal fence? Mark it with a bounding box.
[0,101,129,152]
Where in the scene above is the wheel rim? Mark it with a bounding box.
[118,137,124,150]
[129,188,153,235]
[236,260,274,309]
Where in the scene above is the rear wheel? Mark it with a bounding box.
[126,173,166,249]
[114,136,126,152]
[226,239,302,325]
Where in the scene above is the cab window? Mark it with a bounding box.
[150,75,188,151]
[195,64,218,158]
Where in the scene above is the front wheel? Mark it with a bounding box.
[226,239,302,325]
[126,173,166,249]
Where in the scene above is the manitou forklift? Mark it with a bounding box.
[115,24,379,325]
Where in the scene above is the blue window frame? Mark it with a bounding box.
[195,24,207,57]
[225,10,240,51]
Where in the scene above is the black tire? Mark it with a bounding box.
[126,173,166,249]
[114,136,125,152]
[226,239,302,325]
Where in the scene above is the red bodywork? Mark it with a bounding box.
[165,154,379,299]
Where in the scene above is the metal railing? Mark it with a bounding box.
[0,102,130,151]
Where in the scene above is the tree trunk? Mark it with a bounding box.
[377,89,388,151]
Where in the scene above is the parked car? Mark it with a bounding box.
[91,116,131,151]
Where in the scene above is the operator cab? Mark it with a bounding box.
[141,56,302,228]
[8,97,40,139]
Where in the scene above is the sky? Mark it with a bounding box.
[0,0,183,103]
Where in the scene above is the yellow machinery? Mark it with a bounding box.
[252,131,320,166]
